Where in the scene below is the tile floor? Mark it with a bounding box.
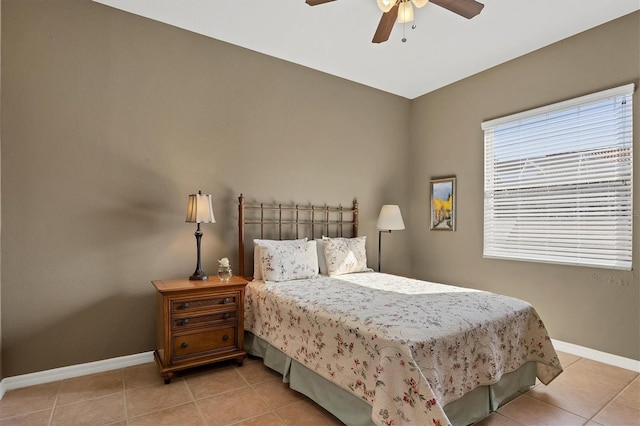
[0,351,637,425]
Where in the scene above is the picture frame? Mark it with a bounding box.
[430,176,456,231]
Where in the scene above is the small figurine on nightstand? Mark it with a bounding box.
[217,257,232,282]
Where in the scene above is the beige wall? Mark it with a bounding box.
[409,12,640,360]
[1,1,638,378]
[0,0,410,376]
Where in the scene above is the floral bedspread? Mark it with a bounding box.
[244,272,562,426]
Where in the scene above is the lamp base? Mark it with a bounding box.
[189,224,208,281]
[189,272,208,281]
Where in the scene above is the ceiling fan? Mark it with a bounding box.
[305,0,485,43]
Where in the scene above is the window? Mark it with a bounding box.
[482,84,634,270]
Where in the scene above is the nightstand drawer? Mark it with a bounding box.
[171,311,236,330]
[171,293,238,313]
[172,327,236,359]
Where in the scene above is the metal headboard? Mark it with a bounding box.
[238,194,359,278]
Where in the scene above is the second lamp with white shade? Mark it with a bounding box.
[376,205,405,272]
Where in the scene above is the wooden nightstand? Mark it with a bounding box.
[151,276,248,383]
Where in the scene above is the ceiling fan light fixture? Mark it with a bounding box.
[411,0,429,8]
[397,1,414,23]
[377,0,396,13]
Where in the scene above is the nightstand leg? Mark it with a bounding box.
[236,356,245,367]
[162,372,174,384]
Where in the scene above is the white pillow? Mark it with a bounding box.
[253,238,307,280]
[259,240,319,282]
[322,236,368,276]
[315,238,328,275]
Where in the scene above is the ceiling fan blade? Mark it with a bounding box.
[305,0,336,5]
[430,0,484,19]
[372,5,399,44]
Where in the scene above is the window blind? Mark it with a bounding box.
[482,84,634,270]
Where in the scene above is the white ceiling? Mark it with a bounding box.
[93,0,640,99]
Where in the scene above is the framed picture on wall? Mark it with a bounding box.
[430,176,456,231]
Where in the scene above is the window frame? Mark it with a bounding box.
[481,84,634,270]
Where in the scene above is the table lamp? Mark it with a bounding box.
[376,205,405,272]
[185,190,215,280]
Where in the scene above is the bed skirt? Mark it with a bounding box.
[245,331,537,426]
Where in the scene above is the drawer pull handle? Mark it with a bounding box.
[181,342,188,348]
[181,302,189,309]
[222,335,229,341]
[223,298,230,304]
[223,313,230,320]
[181,318,190,326]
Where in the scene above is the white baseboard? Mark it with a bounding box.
[0,340,637,400]
[552,339,640,373]
[0,351,154,399]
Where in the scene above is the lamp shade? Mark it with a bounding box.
[376,205,405,231]
[397,1,414,23]
[377,0,396,13]
[411,0,429,8]
[186,192,216,224]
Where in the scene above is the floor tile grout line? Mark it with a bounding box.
[0,362,264,425]
[233,361,304,424]
[187,365,271,426]
[247,373,283,420]
[184,375,252,402]
[0,407,59,425]
[523,355,640,424]
[561,361,636,423]
[225,412,278,426]
[238,365,283,423]
[585,375,638,424]
[121,368,129,424]
[125,379,197,422]
[161,364,285,425]
[47,368,128,426]
[501,393,591,424]
[242,362,333,425]
[182,375,210,425]
[233,365,252,386]
[47,379,62,426]
[496,395,530,426]
[488,411,526,426]
[525,387,602,423]
[126,401,201,424]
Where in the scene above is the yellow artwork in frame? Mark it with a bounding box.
[430,176,456,231]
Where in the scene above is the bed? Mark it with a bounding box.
[237,194,562,426]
